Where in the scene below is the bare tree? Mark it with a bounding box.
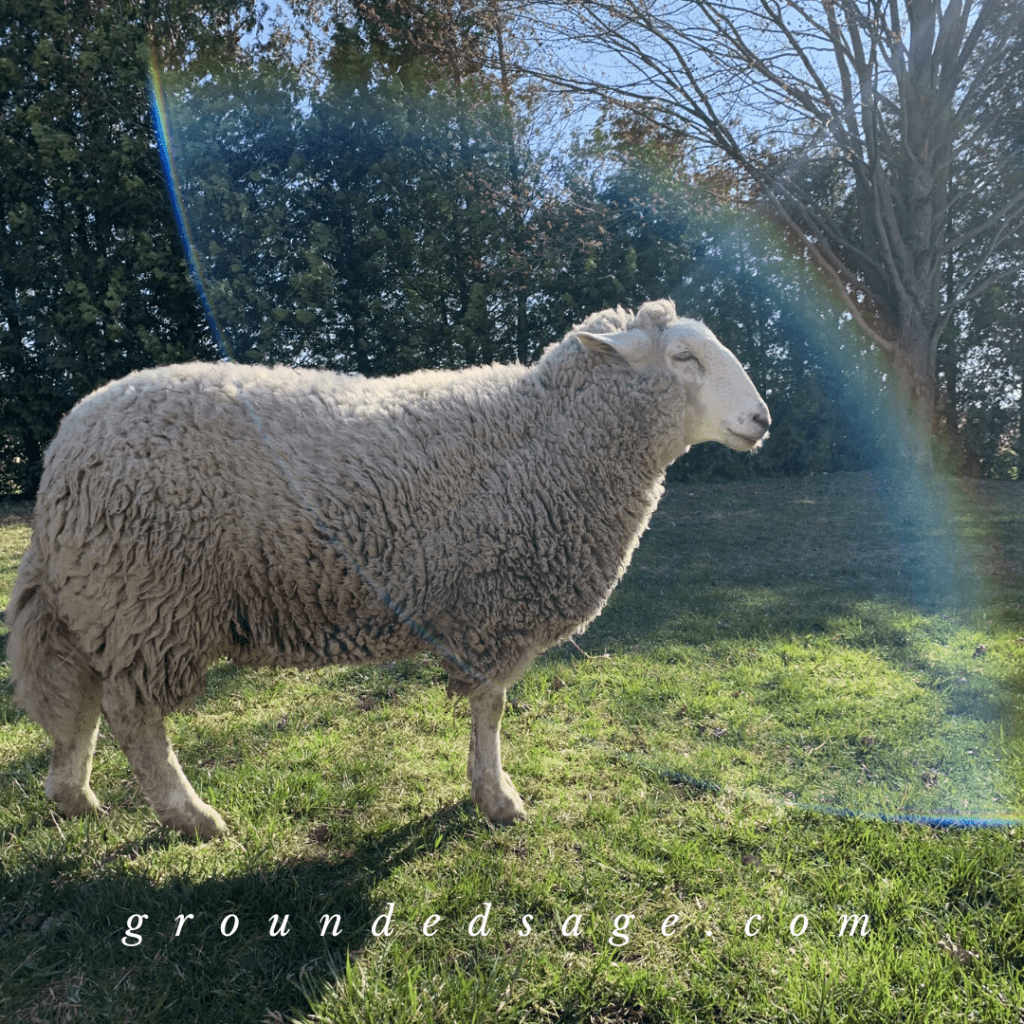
[520,0,1024,465]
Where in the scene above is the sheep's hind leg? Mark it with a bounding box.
[102,696,226,840]
[43,674,104,818]
[466,683,526,824]
[6,571,104,818]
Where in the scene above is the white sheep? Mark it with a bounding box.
[5,299,770,838]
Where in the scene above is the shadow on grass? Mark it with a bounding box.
[584,471,999,647]
[1,801,485,1023]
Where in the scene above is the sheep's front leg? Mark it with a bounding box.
[467,684,526,823]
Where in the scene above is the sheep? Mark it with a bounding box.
[4,299,770,839]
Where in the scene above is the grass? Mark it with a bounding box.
[2,470,1024,1023]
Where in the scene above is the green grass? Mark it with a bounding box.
[2,471,1024,1023]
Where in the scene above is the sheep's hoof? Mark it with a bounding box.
[474,773,527,825]
[485,803,527,826]
[49,786,103,819]
[161,802,227,841]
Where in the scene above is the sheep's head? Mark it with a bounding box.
[577,307,770,463]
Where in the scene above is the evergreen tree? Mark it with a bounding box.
[0,0,243,495]
[160,1,545,374]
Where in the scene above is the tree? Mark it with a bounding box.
[0,0,245,495]
[520,0,1024,467]
[318,0,548,368]
[155,0,564,373]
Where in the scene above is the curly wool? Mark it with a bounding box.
[7,304,683,718]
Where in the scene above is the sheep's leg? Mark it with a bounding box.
[102,698,226,840]
[43,675,104,818]
[6,566,104,818]
[467,684,526,823]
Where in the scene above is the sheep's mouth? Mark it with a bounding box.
[727,428,769,451]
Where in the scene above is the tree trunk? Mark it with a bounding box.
[893,356,937,470]
[890,310,938,470]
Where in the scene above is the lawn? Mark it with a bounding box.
[2,470,1023,1023]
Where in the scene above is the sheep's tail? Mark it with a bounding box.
[4,544,92,730]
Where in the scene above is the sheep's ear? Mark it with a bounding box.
[576,328,650,364]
